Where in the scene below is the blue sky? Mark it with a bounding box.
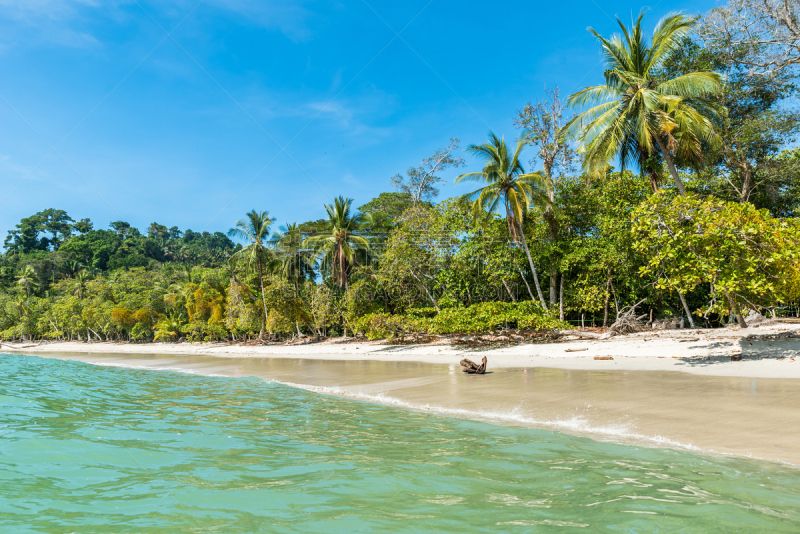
[0,0,716,242]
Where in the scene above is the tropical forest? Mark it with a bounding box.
[2,9,799,343]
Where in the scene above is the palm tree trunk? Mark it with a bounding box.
[257,259,269,339]
[647,169,660,193]
[517,225,548,309]
[653,136,687,196]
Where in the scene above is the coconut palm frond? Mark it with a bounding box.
[568,12,723,194]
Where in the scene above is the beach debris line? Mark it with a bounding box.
[559,299,649,340]
[460,356,487,374]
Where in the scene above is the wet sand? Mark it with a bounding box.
[12,351,800,466]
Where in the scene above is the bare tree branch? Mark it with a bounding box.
[391,138,465,203]
[700,0,800,78]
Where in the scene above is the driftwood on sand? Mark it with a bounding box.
[558,299,648,340]
[460,356,487,374]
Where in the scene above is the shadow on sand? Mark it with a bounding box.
[673,331,799,368]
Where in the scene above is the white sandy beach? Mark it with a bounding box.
[5,321,800,378]
[5,323,800,465]
[6,322,800,465]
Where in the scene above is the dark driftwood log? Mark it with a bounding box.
[460,356,487,374]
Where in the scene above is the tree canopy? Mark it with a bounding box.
[2,6,799,343]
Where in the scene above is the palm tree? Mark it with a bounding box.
[14,295,31,341]
[16,265,38,298]
[72,269,91,299]
[303,197,370,289]
[228,210,276,338]
[456,133,549,309]
[66,260,83,278]
[566,13,723,195]
[154,312,184,341]
[272,223,315,291]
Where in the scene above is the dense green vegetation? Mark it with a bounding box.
[2,8,800,342]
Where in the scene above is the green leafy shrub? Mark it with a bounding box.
[352,312,412,340]
[405,307,438,318]
[424,301,567,334]
[353,301,568,339]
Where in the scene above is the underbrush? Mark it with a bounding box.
[352,301,570,340]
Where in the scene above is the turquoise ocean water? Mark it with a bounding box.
[1,354,799,533]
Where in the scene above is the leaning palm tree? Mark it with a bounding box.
[566,13,723,195]
[456,133,549,309]
[303,197,370,289]
[228,210,276,338]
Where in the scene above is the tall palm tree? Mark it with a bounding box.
[566,13,723,195]
[271,223,315,291]
[228,210,276,338]
[14,295,31,341]
[16,265,38,298]
[72,269,91,299]
[303,197,370,289]
[456,133,549,309]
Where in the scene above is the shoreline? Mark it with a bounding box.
[6,330,800,465]
[5,321,800,378]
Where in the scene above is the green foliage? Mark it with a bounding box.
[353,302,568,340]
[154,313,184,341]
[303,196,371,288]
[3,209,75,253]
[659,36,800,211]
[304,282,339,337]
[3,16,800,340]
[351,312,411,340]
[567,13,723,195]
[263,279,309,335]
[633,192,800,316]
[358,192,418,234]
